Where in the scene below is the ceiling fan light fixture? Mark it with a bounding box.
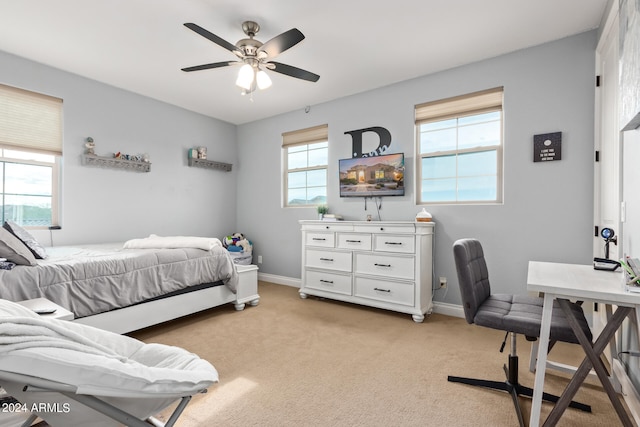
[256,69,272,90]
[236,63,254,90]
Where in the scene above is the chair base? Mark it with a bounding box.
[448,355,591,427]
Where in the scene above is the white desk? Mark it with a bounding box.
[527,261,638,426]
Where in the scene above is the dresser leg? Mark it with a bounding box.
[412,314,425,323]
[300,292,308,299]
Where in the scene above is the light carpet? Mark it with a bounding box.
[132,282,629,426]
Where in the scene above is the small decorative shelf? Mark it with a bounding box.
[188,157,232,172]
[83,154,151,172]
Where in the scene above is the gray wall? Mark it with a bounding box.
[0,50,238,245]
[237,31,598,305]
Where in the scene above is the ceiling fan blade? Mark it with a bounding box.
[258,28,305,58]
[268,61,320,82]
[184,23,241,55]
[181,61,238,72]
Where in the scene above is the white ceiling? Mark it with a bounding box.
[0,0,609,125]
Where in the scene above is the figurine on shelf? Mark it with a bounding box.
[197,146,207,159]
[142,153,150,163]
[85,137,95,155]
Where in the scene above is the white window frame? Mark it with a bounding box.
[282,125,328,207]
[415,88,504,205]
[0,84,62,227]
[0,149,60,228]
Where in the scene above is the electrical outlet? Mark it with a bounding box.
[258,255,263,264]
[439,276,447,289]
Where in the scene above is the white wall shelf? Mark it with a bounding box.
[188,157,232,172]
[83,154,151,172]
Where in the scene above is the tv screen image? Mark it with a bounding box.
[339,153,405,197]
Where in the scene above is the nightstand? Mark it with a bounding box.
[16,298,74,321]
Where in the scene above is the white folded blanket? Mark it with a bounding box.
[123,234,222,251]
[0,316,126,362]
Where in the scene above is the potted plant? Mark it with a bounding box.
[317,204,328,220]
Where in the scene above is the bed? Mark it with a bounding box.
[0,234,260,334]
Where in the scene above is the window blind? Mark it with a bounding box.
[0,84,63,156]
[282,124,328,147]
[415,87,503,124]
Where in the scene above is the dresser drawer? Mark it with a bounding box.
[303,223,354,232]
[305,270,352,295]
[305,232,335,248]
[355,253,414,280]
[337,233,372,251]
[306,249,352,272]
[373,234,415,253]
[354,277,414,306]
[354,224,415,234]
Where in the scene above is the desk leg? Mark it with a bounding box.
[530,293,554,427]
[544,301,633,427]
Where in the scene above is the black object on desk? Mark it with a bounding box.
[593,257,620,271]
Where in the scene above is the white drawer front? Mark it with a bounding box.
[337,233,372,251]
[373,234,415,253]
[306,249,352,272]
[305,232,335,248]
[303,223,354,232]
[355,253,414,280]
[354,277,414,306]
[354,224,415,234]
[305,270,352,295]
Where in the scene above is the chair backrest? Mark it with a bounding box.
[453,239,492,325]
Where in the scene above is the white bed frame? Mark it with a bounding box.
[74,265,259,334]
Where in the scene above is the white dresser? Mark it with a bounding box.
[299,220,435,322]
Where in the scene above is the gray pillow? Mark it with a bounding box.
[0,227,36,266]
[3,220,48,259]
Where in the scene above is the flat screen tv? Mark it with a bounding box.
[339,153,405,197]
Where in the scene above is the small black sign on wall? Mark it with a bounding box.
[533,132,562,162]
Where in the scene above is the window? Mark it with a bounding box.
[0,84,62,227]
[0,149,59,226]
[282,125,328,206]
[415,87,503,204]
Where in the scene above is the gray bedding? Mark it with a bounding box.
[0,243,238,318]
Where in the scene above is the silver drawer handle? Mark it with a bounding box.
[385,242,402,245]
[374,263,391,267]
[346,239,362,243]
[312,237,327,241]
[320,279,334,284]
[320,257,334,262]
[374,287,391,293]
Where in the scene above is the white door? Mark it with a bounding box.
[594,8,620,341]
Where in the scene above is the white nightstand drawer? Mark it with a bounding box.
[373,234,415,253]
[305,232,335,247]
[354,277,414,306]
[355,253,414,280]
[306,249,352,272]
[306,270,352,295]
[337,233,372,251]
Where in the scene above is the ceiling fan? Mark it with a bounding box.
[181,21,320,94]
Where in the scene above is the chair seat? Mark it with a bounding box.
[474,294,592,344]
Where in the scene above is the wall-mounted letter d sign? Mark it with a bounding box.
[344,126,392,158]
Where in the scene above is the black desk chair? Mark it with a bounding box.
[448,238,592,427]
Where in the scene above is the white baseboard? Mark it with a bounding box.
[432,301,465,318]
[258,272,301,288]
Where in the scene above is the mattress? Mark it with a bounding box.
[0,243,238,318]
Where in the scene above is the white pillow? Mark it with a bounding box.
[0,227,36,266]
[3,220,48,259]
